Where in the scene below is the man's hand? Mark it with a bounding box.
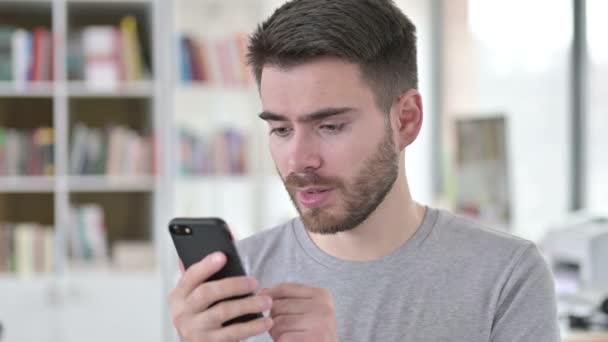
[168,252,274,342]
[262,283,340,342]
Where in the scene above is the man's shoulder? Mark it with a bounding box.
[432,208,537,263]
[237,218,294,248]
[235,218,298,265]
[431,209,554,307]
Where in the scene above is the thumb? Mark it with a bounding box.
[178,259,185,274]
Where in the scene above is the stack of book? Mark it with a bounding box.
[70,123,153,176]
[179,32,252,87]
[67,16,147,89]
[0,223,55,276]
[0,26,54,85]
[179,127,248,176]
[0,127,54,176]
[68,204,108,266]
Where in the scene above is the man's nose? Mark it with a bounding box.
[287,131,322,173]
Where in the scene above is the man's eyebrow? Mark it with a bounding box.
[258,107,354,122]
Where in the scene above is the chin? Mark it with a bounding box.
[300,207,358,235]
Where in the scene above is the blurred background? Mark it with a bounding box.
[0,0,606,341]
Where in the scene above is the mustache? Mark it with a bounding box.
[285,172,341,189]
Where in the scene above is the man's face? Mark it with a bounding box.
[259,58,399,234]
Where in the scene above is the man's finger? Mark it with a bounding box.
[270,314,308,342]
[178,259,185,274]
[211,317,274,342]
[176,252,226,296]
[265,282,318,300]
[203,294,272,328]
[186,276,258,314]
[270,297,312,317]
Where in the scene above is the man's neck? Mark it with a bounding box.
[307,175,427,262]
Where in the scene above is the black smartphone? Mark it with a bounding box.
[169,217,263,326]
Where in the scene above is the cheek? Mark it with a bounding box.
[321,136,369,176]
[269,142,289,176]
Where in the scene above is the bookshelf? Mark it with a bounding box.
[170,0,296,242]
[0,0,168,341]
[165,4,296,341]
[0,0,161,276]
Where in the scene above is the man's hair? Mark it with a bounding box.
[247,0,418,113]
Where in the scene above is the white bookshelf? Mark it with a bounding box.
[167,0,306,236]
[0,0,164,267]
[0,0,169,341]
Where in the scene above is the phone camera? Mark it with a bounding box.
[172,225,192,235]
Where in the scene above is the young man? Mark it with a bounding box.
[168,0,560,341]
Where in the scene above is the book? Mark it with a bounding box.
[0,127,54,176]
[0,226,6,272]
[31,27,51,81]
[68,205,108,266]
[180,36,193,82]
[0,26,52,83]
[82,26,120,89]
[67,31,84,80]
[70,123,152,176]
[14,224,34,276]
[0,127,55,176]
[178,33,253,87]
[11,29,30,87]
[0,128,6,174]
[120,16,144,82]
[5,129,20,175]
[0,27,15,81]
[0,223,55,276]
[36,127,55,175]
[85,128,104,174]
[179,127,248,176]
[69,16,148,86]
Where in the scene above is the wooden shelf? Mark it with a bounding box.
[0,176,55,193]
[68,175,155,192]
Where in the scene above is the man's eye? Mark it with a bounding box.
[270,127,292,137]
[320,123,346,133]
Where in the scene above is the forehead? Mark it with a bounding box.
[259,58,377,119]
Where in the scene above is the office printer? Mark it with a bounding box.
[542,214,608,292]
[541,214,608,330]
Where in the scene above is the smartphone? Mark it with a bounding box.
[169,217,263,326]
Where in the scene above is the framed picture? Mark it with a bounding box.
[454,115,511,229]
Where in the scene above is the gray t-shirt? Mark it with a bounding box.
[236,207,560,341]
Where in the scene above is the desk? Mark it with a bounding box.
[563,333,608,342]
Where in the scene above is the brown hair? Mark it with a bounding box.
[247,0,418,113]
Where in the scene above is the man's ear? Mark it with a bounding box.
[392,89,423,150]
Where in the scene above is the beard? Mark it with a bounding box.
[282,122,399,234]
